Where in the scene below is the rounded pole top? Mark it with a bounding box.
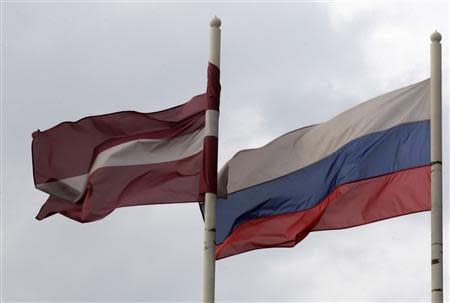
[210,16,222,28]
[430,31,442,42]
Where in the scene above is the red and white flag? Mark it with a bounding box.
[33,63,220,222]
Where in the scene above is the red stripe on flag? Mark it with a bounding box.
[199,136,218,199]
[198,63,221,198]
[36,152,203,222]
[216,165,431,259]
[312,165,431,231]
[207,63,220,111]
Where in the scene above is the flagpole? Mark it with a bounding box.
[430,30,443,303]
[203,16,221,303]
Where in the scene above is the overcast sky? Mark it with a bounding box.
[2,1,449,302]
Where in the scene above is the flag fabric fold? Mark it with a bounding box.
[33,63,220,223]
[210,79,431,259]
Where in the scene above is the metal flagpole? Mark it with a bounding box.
[203,16,221,303]
[430,30,443,303]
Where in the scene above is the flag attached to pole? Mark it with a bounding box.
[210,79,431,259]
[33,63,220,223]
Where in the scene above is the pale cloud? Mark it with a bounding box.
[327,1,448,100]
[327,0,381,29]
[219,107,272,166]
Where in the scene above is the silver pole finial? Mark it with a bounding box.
[210,16,222,28]
[430,31,442,42]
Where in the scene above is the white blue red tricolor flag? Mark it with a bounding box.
[32,63,220,222]
[210,79,431,259]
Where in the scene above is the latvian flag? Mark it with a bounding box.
[211,79,431,259]
[33,63,220,223]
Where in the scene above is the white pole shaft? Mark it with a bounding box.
[203,16,221,303]
[203,192,217,303]
[430,31,443,303]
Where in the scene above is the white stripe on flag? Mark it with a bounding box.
[37,127,205,202]
[219,79,430,196]
[205,109,219,137]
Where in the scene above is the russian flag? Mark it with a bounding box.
[211,79,431,259]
